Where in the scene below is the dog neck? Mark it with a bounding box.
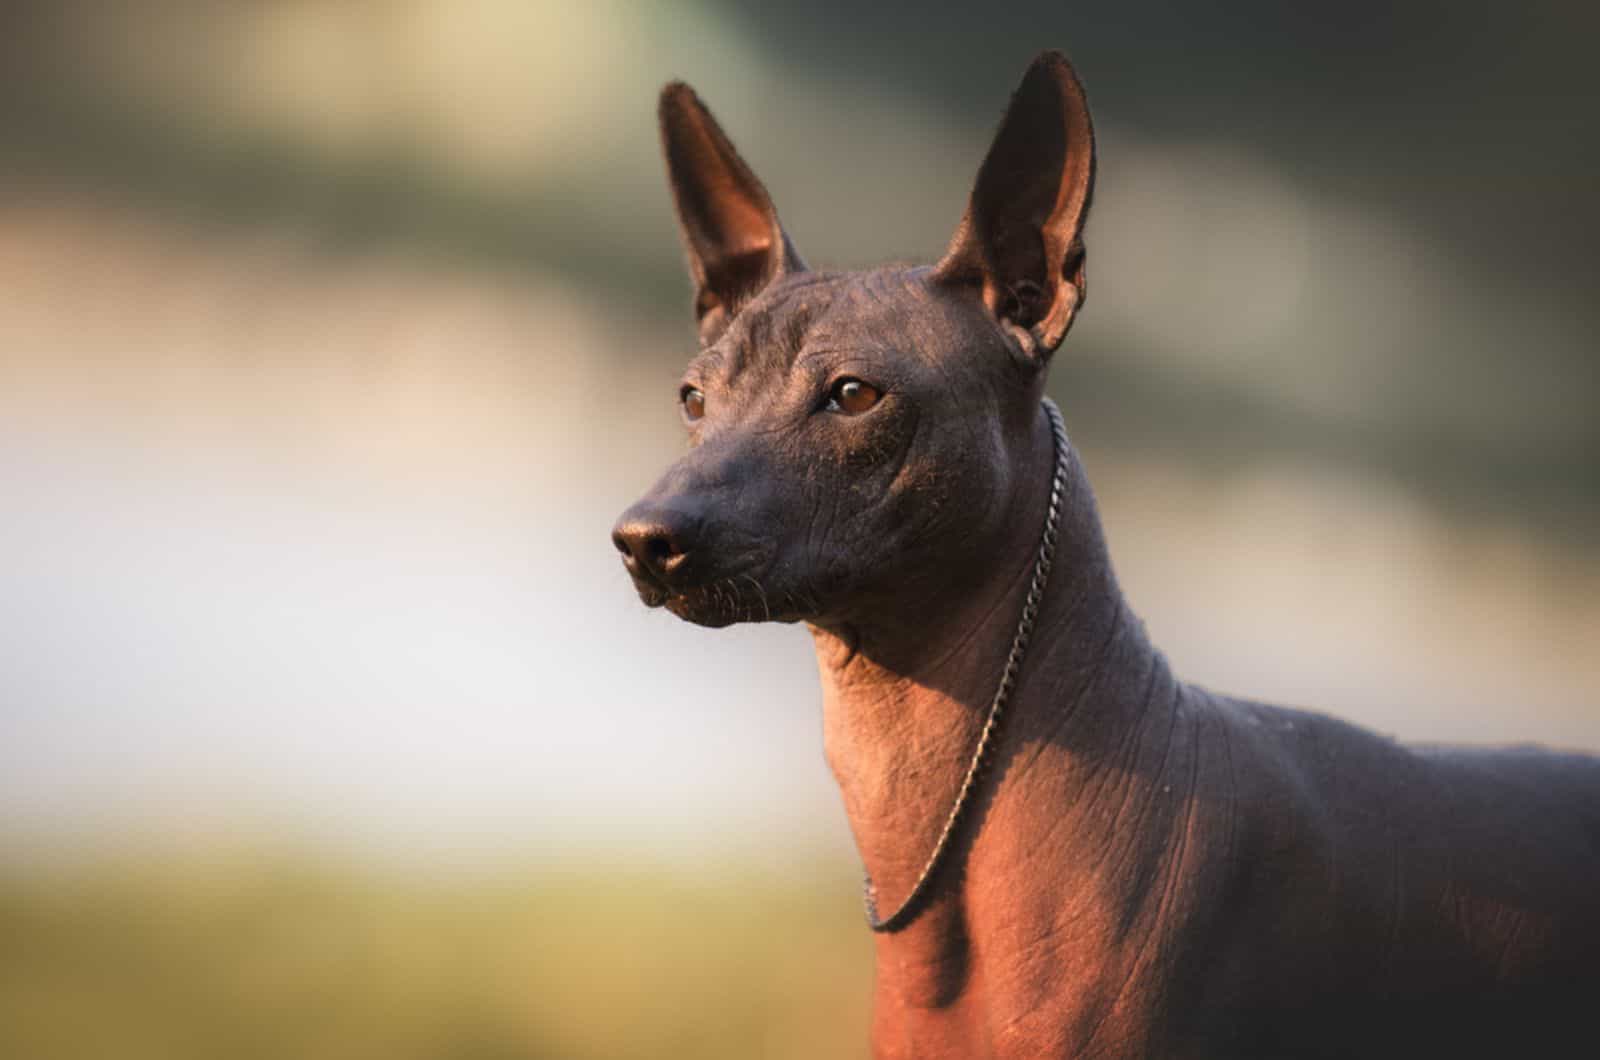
[809,402,1176,1008]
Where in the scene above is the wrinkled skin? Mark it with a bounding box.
[613,52,1600,1059]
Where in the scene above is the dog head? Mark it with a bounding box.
[613,52,1095,629]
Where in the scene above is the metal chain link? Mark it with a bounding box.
[863,397,1071,933]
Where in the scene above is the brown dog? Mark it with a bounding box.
[613,51,1600,1059]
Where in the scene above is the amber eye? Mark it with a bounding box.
[680,386,705,423]
[825,378,882,415]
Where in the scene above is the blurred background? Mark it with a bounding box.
[1,2,1596,1057]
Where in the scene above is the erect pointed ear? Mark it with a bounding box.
[934,51,1096,360]
[659,82,805,345]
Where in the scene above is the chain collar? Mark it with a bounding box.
[862,397,1070,933]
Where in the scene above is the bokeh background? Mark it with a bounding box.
[2,2,1597,1057]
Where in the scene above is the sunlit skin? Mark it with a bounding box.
[613,52,1600,1059]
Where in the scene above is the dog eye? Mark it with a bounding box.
[826,378,882,415]
[680,386,705,423]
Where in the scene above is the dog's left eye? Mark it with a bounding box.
[680,386,706,423]
[825,378,882,415]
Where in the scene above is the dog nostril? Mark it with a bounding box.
[612,522,686,573]
[612,513,694,576]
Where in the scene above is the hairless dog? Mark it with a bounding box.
[613,51,1600,1059]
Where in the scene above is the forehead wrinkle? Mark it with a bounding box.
[803,267,936,360]
[712,267,937,384]
[723,274,846,377]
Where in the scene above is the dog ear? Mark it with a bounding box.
[934,51,1096,360]
[659,82,805,345]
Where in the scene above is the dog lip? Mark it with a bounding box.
[622,555,705,609]
[621,548,785,621]
[662,589,741,628]
[633,577,671,607]
[620,557,672,606]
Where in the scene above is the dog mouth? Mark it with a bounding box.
[628,568,809,627]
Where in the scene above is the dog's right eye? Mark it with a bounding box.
[680,386,706,423]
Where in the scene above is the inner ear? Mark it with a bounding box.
[659,82,805,344]
[934,51,1096,359]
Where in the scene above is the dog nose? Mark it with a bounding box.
[611,508,695,583]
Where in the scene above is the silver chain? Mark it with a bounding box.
[863,397,1071,933]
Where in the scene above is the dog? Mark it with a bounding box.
[612,50,1599,1059]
